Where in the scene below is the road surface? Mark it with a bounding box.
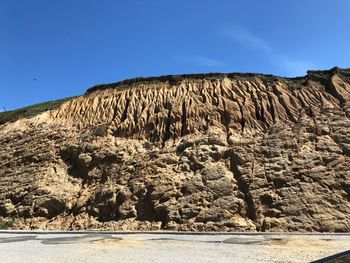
[0,231,349,263]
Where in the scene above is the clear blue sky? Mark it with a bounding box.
[1,0,350,110]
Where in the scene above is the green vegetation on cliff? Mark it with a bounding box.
[0,97,75,125]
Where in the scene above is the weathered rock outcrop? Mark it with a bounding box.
[1,67,350,231]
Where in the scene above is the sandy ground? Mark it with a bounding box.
[0,232,349,263]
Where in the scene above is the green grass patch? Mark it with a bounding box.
[0,97,76,125]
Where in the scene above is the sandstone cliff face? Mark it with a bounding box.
[0,67,350,232]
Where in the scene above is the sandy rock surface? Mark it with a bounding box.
[0,67,350,231]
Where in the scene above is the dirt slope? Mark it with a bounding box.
[0,67,349,231]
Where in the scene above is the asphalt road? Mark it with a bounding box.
[0,231,349,263]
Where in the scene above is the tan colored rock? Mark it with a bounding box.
[1,67,350,232]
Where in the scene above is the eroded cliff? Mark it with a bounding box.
[0,67,349,231]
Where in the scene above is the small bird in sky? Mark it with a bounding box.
[33,78,37,81]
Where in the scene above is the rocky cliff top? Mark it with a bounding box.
[85,67,349,94]
[0,67,349,232]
